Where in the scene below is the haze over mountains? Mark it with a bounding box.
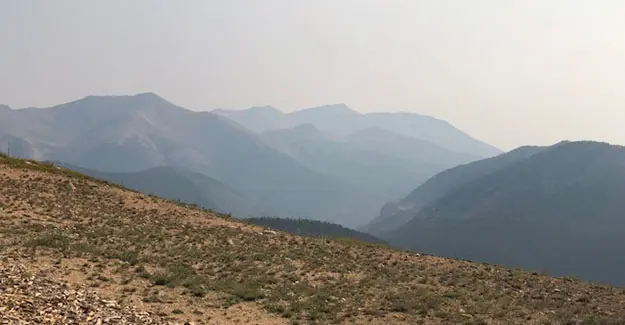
[258,124,449,199]
[213,105,501,157]
[5,92,625,287]
[0,93,494,227]
[363,145,546,236]
[368,141,625,286]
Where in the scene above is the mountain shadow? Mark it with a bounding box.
[386,141,625,286]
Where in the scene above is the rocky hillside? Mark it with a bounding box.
[0,260,168,324]
[1,154,625,324]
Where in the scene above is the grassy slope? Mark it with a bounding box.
[1,153,625,325]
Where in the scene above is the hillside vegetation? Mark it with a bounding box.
[386,141,625,286]
[1,154,625,324]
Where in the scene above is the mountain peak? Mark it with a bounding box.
[133,92,159,97]
[533,140,616,154]
[244,105,284,116]
[294,103,360,116]
[247,105,280,112]
[78,92,169,103]
[132,92,167,101]
[545,140,619,156]
[131,92,176,107]
[61,93,179,114]
[212,106,284,117]
[550,140,573,148]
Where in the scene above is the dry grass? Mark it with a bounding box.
[2,154,625,325]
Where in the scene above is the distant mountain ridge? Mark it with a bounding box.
[212,104,501,158]
[0,93,382,226]
[381,141,625,286]
[345,127,480,166]
[258,124,446,199]
[0,93,502,227]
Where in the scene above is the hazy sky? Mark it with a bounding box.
[2,1,625,150]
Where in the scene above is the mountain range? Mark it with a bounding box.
[213,104,501,157]
[258,124,454,199]
[0,93,495,227]
[370,141,625,286]
[7,93,625,286]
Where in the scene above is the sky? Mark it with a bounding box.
[1,0,625,150]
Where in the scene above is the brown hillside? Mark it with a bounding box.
[1,155,625,325]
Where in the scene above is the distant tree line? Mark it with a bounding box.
[244,216,387,245]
